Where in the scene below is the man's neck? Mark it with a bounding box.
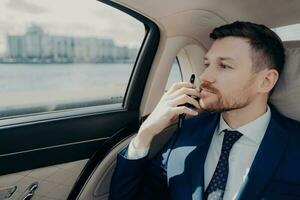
[221,101,268,129]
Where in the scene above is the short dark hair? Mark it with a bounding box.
[210,21,285,78]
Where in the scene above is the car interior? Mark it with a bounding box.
[1,0,300,199]
[74,0,300,199]
[74,45,300,199]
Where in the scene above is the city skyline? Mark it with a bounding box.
[0,0,145,55]
[1,0,300,58]
[2,24,138,64]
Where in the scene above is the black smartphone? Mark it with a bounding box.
[186,74,199,109]
[178,74,199,128]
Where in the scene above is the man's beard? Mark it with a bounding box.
[199,82,251,113]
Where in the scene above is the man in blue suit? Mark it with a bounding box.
[109,21,300,200]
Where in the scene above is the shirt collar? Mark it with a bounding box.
[217,105,271,144]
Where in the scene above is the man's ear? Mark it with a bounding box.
[258,68,279,93]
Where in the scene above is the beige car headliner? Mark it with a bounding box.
[111,0,300,117]
[114,0,300,47]
[114,0,300,27]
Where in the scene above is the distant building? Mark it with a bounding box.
[5,25,138,63]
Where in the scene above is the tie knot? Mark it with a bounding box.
[222,129,243,151]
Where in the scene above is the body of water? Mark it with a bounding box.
[0,63,135,113]
[0,63,133,93]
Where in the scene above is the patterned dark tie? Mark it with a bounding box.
[205,129,243,200]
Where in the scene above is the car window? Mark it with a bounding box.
[165,57,183,91]
[273,23,300,41]
[0,0,145,119]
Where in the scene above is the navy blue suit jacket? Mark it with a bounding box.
[109,105,300,200]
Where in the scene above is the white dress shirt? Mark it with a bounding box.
[205,106,271,199]
[126,106,271,200]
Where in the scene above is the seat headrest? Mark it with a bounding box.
[270,42,300,121]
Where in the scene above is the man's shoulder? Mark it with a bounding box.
[283,116,300,141]
[271,104,300,132]
[284,116,300,129]
[271,106,300,152]
[272,110,300,177]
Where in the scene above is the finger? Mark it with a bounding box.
[171,106,198,116]
[169,94,200,109]
[194,106,204,113]
[169,87,201,99]
[167,82,194,93]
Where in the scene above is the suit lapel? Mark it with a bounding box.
[166,112,220,200]
[236,106,290,200]
[186,112,220,200]
[167,113,219,200]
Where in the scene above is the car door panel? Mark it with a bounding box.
[0,109,138,175]
[0,159,87,200]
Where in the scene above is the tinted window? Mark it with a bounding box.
[273,23,300,41]
[0,0,145,118]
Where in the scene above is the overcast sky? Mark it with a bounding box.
[0,0,145,55]
[1,0,300,56]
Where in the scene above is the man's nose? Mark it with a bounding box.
[199,66,216,83]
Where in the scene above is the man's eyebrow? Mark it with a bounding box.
[204,56,236,63]
[220,57,235,61]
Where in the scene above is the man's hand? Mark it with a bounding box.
[133,82,202,149]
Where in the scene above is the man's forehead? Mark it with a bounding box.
[204,37,252,61]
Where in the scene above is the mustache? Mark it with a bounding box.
[199,82,219,94]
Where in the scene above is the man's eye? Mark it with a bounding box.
[204,63,209,68]
[220,64,230,69]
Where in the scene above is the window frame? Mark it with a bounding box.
[0,0,160,127]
